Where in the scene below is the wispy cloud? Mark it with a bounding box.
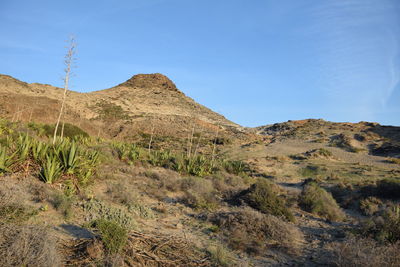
[301,0,400,120]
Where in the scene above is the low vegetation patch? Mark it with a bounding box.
[83,200,136,229]
[112,140,250,178]
[0,224,60,267]
[359,197,382,216]
[0,133,100,187]
[329,237,400,267]
[93,100,130,121]
[242,180,294,222]
[28,121,89,138]
[300,164,327,178]
[361,205,400,243]
[304,148,333,158]
[299,182,345,221]
[207,208,303,255]
[181,176,219,211]
[0,203,37,223]
[207,244,235,267]
[89,219,128,254]
[51,192,75,219]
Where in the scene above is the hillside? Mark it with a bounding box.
[0,75,400,266]
[0,73,245,141]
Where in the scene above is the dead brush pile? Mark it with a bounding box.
[206,208,303,256]
[64,230,211,266]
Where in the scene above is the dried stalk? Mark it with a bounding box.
[211,126,219,167]
[148,124,155,154]
[53,36,76,144]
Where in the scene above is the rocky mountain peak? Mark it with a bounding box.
[119,73,179,92]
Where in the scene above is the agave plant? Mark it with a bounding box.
[39,155,62,184]
[184,155,213,177]
[113,142,129,161]
[31,140,49,163]
[16,134,33,162]
[148,150,175,167]
[0,146,15,173]
[127,144,142,163]
[223,160,247,175]
[76,167,93,186]
[59,141,80,174]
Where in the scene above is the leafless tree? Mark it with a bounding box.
[53,36,76,144]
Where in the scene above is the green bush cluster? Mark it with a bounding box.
[28,122,89,139]
[222,160,249,176]
[299,182,344,221]
[243,180,294,222]
[0,134,99,185]
[93,100,129,121]
[112,141,248,178]
[89,219,128,254]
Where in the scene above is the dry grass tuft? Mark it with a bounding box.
[208,207,303,255]
[328,237,400,267]
[0,224,61,267]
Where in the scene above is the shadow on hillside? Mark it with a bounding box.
[58,224,95,239]
[364,125,400,157]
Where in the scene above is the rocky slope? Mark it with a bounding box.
[0,73,244,139]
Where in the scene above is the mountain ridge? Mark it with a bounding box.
[0,73,246,140]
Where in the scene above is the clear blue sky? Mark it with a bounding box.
[1,0,399,127]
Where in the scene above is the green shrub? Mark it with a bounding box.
[299,182,345,221]
[361,205,400,243]
[175,155,214,177]
[42,123,89,139]
[300,164,324,178]
[83,200,136,229]
[112,142,143,164]
[94,100,129,121]
[243,180,294,222]
[90,219,127,254]
[148,150,176,168]
[181,177,219,211]
[39,139,99,185]
[222,160,248,175]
